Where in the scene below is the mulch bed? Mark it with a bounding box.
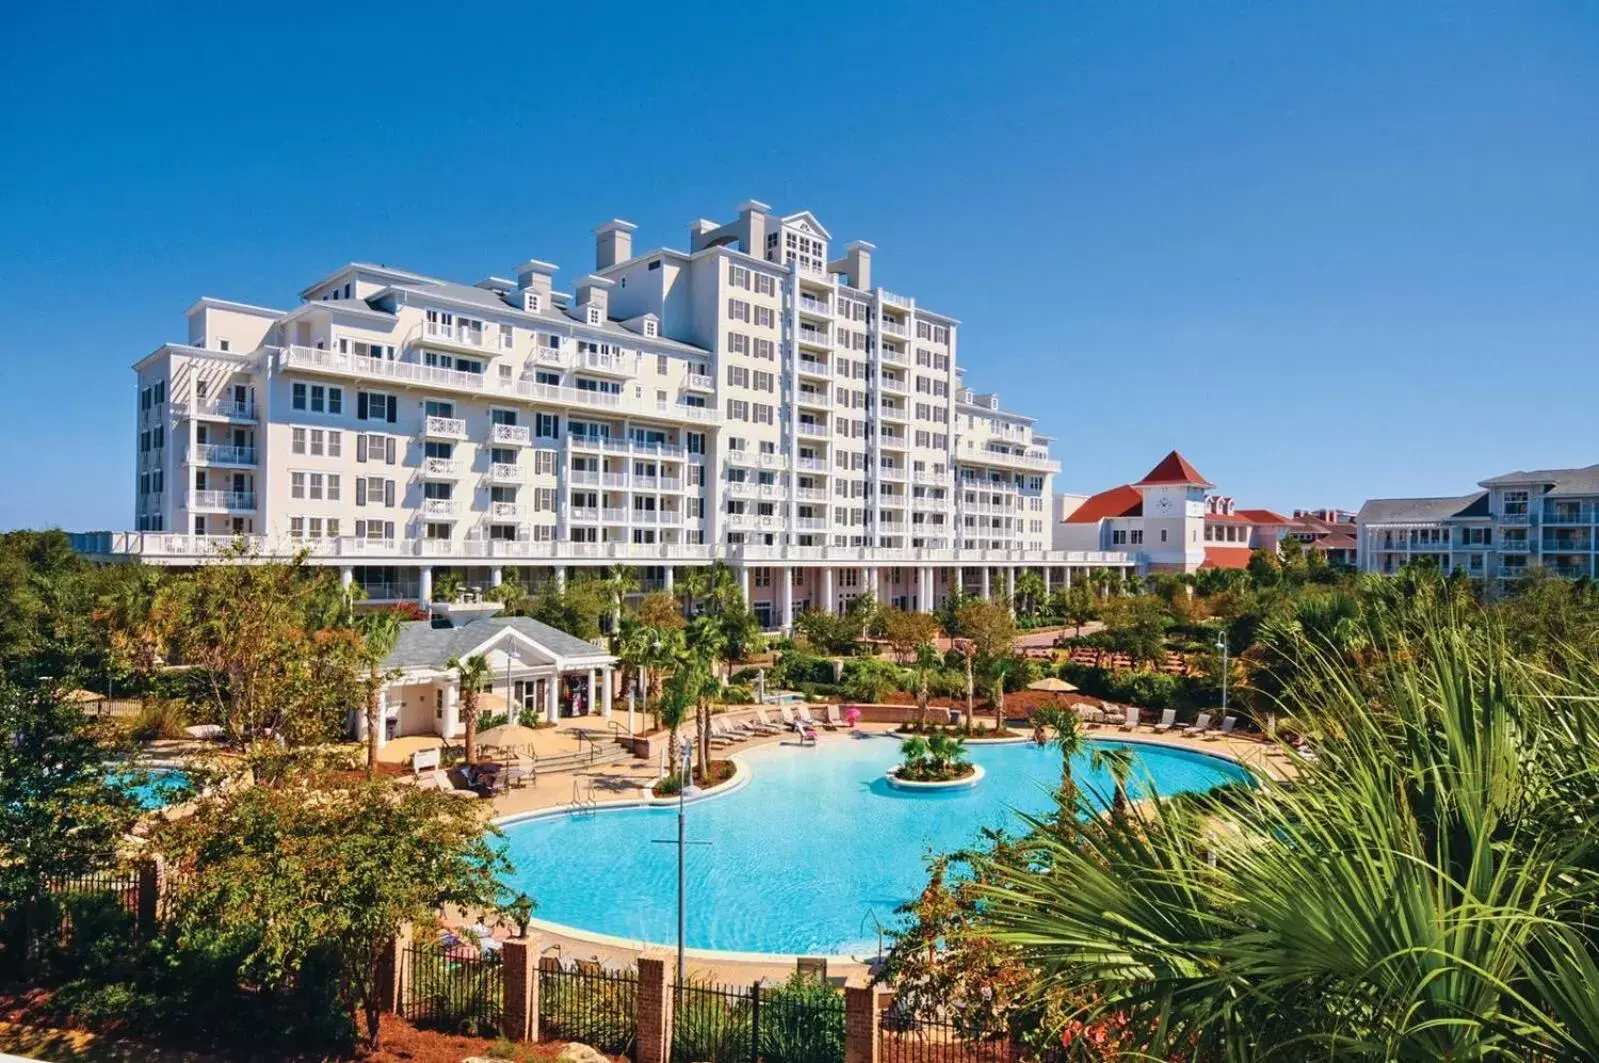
[651,757,736,798]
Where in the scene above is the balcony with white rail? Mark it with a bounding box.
[419,318,512,355]
[570,507,600,522]
[729,450,790,471]
[794,517,826,531]
[490,463,524,484]
[424,415,468,440]
[795,487,828,502]
[421,499,460,518]
[797,356,830,378]
[881,377,907,394]
[277,347,721,426]
[659,477,684,492]
[879,402,909,422]
[631,509,659,524]
[1542,505,1598,525]
[880,319,908,339]
[1496,538,1531,553]
[577,349,639,377]
[798,296,832,318]
[658,510,684,526]
[422,457,461,479]
[796,386,829,408]
[878,465,909,482]
[194,444,256,465]
[797,324,831,348]
[879,347,908,367]
[191,490,256,511]
[570,470,601,486]
[490,423,532,446]
[797,422,828,441]
[489,502,526,521]
[880,290,911,309]
[684,373,716,393]
[601,508,629,523]
[181,399,256,421]
[795,457,827,473]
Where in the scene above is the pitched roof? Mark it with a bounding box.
[383,616,611,671]
[1356,492,1488,525]
[1236,508,1291,525]
[1203,512,1256,525]
[1201,547,1254,569]
[1479,463,1599,490]
[1134,450,1212,488]
[1062,484,1143,524]
[1308,532,1358,551]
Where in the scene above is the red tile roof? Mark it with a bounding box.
[1062,484,1143,524]
[1134,450,1212,488]
[1204,512,1256,525]
[1201,546,1254,569]
[1309,533,1357,550]
[1236,508,1291,525]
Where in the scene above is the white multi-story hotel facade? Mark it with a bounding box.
[85,200,1132,627]
[1357,463,1599,582]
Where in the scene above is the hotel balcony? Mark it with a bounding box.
[912,470,951,487]
[278,347,720,427]
[797,355,830,380]
[795,456,827,472]
[794,517,826,532]
[490,462,524,484]
[575,349,639,377]
[424,415,468,440]
[879,403,909,423]
[880,319,908,339]
[1542,536,1593,553]
[489,502,526,521]
[879,346,909,367]
[1497,539,1531,553]
[796,386,829,409]
[878,465,909,483]
[1542,505,1598,525]
[194,443,256,466]
[881,290,912,309]
[658,510,684,526]
[192,490,255,511]
[797,422,829,441]
[1498,511,1534,525]
[418,318,513,356]
[684,372,716,393]
[421,457,462,479]
[421,499,460,518]
[727,450,790,472]
[179,398,256,422]
[797,324,831,349]
[880,377,907,394]
[569,470,601,486]
[490,423,532,446]
[570,506,600,523]
[798,296,832,319]
[601,508,629,523]
[795,487,828,502]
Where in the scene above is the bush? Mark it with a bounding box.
[127,699,187,742]
[841,658,908,703]
[761,973,845,1063]
[722,682,754,705]
[772,651,835,690]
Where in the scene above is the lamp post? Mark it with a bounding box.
[649,736,705,987]
[1215,631,1229,714]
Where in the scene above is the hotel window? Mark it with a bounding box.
[727,299,751,322]
[726,400,749,421]
[291,427,306,454]
[1160,529,1168,542]
[755,274,776,296]
[728,332,749,355]
[753,338,774,360]
[1111,530,1127,545]
[292,383,306,410]
[752,370,773,392]
[755,306,774,328]
[754,404,773,425]
[728,264,750,289]
[726,365,749,387]
[290,472,305,499]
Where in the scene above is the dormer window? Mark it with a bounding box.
[524,292,541,312]
[587,308,601,325]
[644,320,657,337]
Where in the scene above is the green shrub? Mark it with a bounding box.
[761,973,845,1063]
[772,651,835,689]
[539,968,637,1054]
[722,682,754,705]
[841,658,908,703]
[128,699,187,742]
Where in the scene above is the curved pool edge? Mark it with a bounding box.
[491,731,1257,963]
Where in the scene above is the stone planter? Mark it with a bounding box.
[884,763,986,792]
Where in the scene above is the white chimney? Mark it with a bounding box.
[594,219,637,270]
[515,260,557,312]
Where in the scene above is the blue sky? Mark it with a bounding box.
[1,2,1595,530]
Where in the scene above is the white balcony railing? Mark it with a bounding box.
[684,373,715,392]
[633,476,660,491]
[490,463,524,483]
[797,357,829,376]
[422,457,461,478]
[489,502,525,520]
[880,320,908,338]
[421,498,460,518]
[881,378,907,394]
[490,423,531,446]
[798,325,830,346]
[601,508,629,523]
[192,490,255,510]
[186,399,255,420]
[798,297,831,317]
[880,347,908,366]
[195,444,256,465]
[570,471,601,486]
[570,507,600,522]
[881,290,911,309]
[602,473,629,488]
[632,509,658,524]
[424,415,468,439]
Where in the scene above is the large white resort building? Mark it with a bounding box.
[83,200,1133,628]
[1357,463,1599,583]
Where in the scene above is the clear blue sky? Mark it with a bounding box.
[2,2,1595,530]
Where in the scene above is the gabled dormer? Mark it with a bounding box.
[621,312,661,339]
[514,260,557,314]
[568,275,613,327]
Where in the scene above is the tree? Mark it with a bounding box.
[657,659,701,782]
[1031,704,1087,808]
[599,566,640,633]
[616,618,685,733]
[685,616,727,773]
[527,576,611,640]
[633,590,686,631]
[156,770,506,1048]
[431,570,465,605]
[0,530,106,692]
[1063,580,1097,637]
[1012,569,1048,620]
[911,642,941,728]
[1098,595,1171,669]
[1088,744,1135,821]
[483,573,528,613]
[354,610,402,775]
[0,681,138,929]
[93,563,169,710]
[880,607,941,664]
[151,546,364,746]
[446,653,491,764]
[954,599,1018,661]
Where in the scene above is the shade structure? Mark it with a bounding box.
[476,723,542,751]
[1026,677,1079,693]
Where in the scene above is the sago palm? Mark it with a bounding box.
[446,652,492,763]
[355,609,401,774]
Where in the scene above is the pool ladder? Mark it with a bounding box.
[569,779,598,818]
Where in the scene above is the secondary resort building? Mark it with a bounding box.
[79,199,1135,633]
[1356,463,1599,582]
[1053,451,1292,573]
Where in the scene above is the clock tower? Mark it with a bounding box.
[1132,450,1212,572]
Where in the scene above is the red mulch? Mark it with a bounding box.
[878,690,1100,716]
[358,1014,583,1063]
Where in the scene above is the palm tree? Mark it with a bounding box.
[657,664,697,783]
[912,642,940,729]
[445,653,492,764]
[975,605,1599,1060]
[986,658,1011,735]
[484,573,527,614]
[1088,743,1135,820]
[615,619,683,734]
[601,566,640,633]
[1032,704,1087,804]
[684,616,727,774]
[432,570,465,605]
[355,609,402,775]
[95,565,167,709]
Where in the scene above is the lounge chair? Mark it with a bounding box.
[1204,715,1237,741]
[1118,706,1141,732]
[749,709,784,734]
[1153,709,1178,733]
[801,706,836,731]
[427,768,480,799]
[1182,712,1214,737]
[708,718,740,747]
[822,704,844,729]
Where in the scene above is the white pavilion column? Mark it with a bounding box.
[780,566,794,631]
[339,565,354,591]
[663,566,674,595]
[601,667,613,718]
[821,567,835,614]
[544,672,559,724]
[980,566,991,600]
[587,669,597,718]
[554,566,567,592]
[739,565,751,602]
[490,566,503,587]
[418,565,433,607]
[1007,566,1016,602]
[864,567,878,602]
[441,678,460,739]
[375,688,389,749]
[917,567,932,612]
[1043,567,1053,597]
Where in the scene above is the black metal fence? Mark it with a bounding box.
[880,1010,1015,1063]
[671,975,846,1063]
[401,943,504,1038]
[538,960,637,1055]
[1,867,151,982]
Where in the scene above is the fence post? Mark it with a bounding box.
[500,937,539,1042]
[845,981,880,1063]
[377,923,412,1017]
[635,951,673,1063]
[136,856,164,935]
[750,979,762,1063]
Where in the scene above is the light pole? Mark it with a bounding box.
[649,736,705,988]
[1215,631,1229,714]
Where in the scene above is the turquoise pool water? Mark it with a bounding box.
[499,734,1250,955]
[115,767,193,810]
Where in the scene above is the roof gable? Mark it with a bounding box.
[1064,484,1143,524]
[1135,450,1212,488]
[782,211,831,239]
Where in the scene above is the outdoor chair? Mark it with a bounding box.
[749,709,784,734]
[822,704,844,729]
[707,718,739,748]
[1204,715,1237,741]
[1118,705,1141,732]
[1182,712,1214,737]
[505,752,537,789]
[1153,709,1178,733]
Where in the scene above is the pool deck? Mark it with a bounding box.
[449,719,1292,983]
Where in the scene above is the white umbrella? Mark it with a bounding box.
[1027,677,1079,693]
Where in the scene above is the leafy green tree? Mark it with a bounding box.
[354,610,402,774]
[1097,594,1171,669]
[1031,704,1087,808]
[1063,580,1097,637]
[430,570,465,605]
[527,575,611,640]
[684,617,727,773]
[1012,569,1048,620]
[445,653,491,764]
[0,530,106,692]
[615,618,685,733]
[658,658,706,782]
[157,770,506,1048]
[841,658,906,703]
[879,606,941,664]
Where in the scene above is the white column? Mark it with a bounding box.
[442,679,460,739]
[1065,565,1073,589]
[587,669,597,717]
[663,566,674,595]
[1007,566,1016,601]
[375,688,389,749]
[544,673,559,724]
[490,566,503,587]
[980,566,991,599]
[339,565,354,591]
[739,565,751,602]
[917,567,932,612]
[821,567,835,614]
[1043,567,1053,597]
[418,565,433,607]
[554,566,567,592]
[864,567,877,602]
[781,566,794,631]
[601,667,613,718]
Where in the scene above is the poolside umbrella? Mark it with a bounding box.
[1027,677,1079,693]
[476,723,541,754]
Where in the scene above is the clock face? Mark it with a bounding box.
[1157,496,1173,513]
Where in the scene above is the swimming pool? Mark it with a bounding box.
[498,734,1251,956]
[114,766,193,810]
